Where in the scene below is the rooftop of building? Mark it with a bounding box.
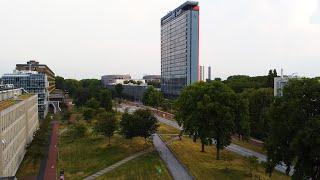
[2,70,46,77]
[161,1,199,21]
[101,74,131,78]
[143,75,161,79]
[0,93,35,111]
[16,60,55,75]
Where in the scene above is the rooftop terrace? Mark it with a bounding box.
[0,93,35,111]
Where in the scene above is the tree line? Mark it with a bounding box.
[175,77,320,179]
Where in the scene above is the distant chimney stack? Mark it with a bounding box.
[208,66,211,81]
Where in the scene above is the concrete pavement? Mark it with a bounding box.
[84,148,154,180]
[153,134,193,180]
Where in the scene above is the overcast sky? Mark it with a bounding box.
[0,0,320,80]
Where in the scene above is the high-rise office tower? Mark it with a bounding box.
[161,1,200,97]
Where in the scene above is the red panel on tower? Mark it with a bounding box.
[193,6,200,11]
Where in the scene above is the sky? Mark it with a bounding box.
[0,0,320,80]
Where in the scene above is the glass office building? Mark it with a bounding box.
[161,1,200,97]
[2,71,49,119]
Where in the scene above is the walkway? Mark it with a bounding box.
[43,121,59,180]
[84,148,154,180]
[153,134,193,180]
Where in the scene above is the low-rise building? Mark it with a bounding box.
[0,88,39,177]
[16,60,55,93]
[106,83,149,102]
[143,75,161,83]
[101,75,131,86]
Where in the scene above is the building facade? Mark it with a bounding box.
[106,84,149,102]
[0,89,38,177]
[274,75,299,97]
[101,75,131,86]
[143,75,161,83]
[2,71,49,119]
[161,1,200,97]
[16,60,55,93]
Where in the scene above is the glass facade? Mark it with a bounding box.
[161,1,199,97]
[2,72,49,119]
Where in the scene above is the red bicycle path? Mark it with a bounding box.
[43,121,59,180]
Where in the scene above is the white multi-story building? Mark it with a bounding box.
[0,88,39,177]
[274,71,299,96]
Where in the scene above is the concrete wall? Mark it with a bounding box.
[0,94,39,177]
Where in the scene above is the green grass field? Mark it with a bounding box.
[97,152,172,180]
[58,129,152,180]
[167,137,290,180]
[157,122,180,135]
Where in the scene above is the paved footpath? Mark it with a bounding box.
[84,148,154,180]
[153,134,193,180]
[44,121,59,180]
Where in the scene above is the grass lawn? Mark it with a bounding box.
[157,122,180,135]
[167,137,290,180]
[232,138,266,155]
[159,134,179,142]
[15,158,41,179]
[58,131,152,180]
[97,152,172,180]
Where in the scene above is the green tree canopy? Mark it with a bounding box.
[175,81,238,159]
[266,78,320,178]
[99,89,112,111]
[86,98,100,109]
[115,83,124,98]
[241,88,274,140]
[94,111,118,145]
[120,109,159,141]
[142,86,163,108]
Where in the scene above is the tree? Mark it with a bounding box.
[233,94,250,140]
[94,111,118,146]
[83,107,94,121]
[142,86,163,108]
[175,81,236,158]
[68,123,87,140]
[120,109,158,142]
[86,98,100,109]
[241,88,273,140]
[266,78,320,177]
[267,69,278,88]
[292,117,320,180]
[115,83,123,98]
[55,76,65,90]
[99,89,112,111]
[135,109,159,141]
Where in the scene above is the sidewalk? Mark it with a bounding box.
[153,134,193,180]
[84,148,154,180]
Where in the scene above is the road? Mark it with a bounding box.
[153,134,193,180]
[118,103,292,175]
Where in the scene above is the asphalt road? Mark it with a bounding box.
[118,104,292,175]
